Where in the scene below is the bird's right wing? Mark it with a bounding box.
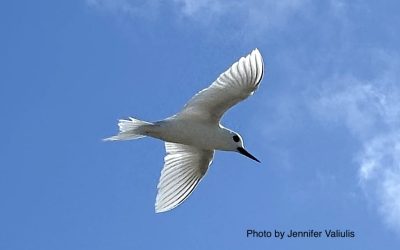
[155,142,214,213]
[176,49,264,124]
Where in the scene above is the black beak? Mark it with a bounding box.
[237,147,260,163]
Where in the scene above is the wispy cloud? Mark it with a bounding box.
[86,0,310,32]
[173,0,310,26]
[173,0,228,17]
[311,51,400,231]
[358,133,400,228]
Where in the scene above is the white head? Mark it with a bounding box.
[221,128,260,163]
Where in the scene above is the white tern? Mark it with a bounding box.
[105,49,264,213]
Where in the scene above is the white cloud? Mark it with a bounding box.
[173,0,227,17]
[311,52,400,231]
[312,81,385,138]
[86,0,310,31]
[359,134,400,230]
[173,0,310,25]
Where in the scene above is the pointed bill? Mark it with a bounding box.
[237,147,260,163]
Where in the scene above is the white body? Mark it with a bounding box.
[147,118,236,151]
[105,49,264,213]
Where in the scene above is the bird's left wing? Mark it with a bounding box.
[155,142,214,213]
[176,49,264,124]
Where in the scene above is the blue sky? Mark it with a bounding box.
[1,0,400,249]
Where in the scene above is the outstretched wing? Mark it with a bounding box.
[176,49,264,124]
[155,142,214,213]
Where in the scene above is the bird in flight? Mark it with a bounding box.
[105,49,264,213]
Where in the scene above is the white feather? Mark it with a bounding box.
[155,142,214,213]
[176,48,264,123]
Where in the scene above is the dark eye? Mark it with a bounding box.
[233,135,240,142]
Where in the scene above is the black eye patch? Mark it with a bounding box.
[233,135,240,142]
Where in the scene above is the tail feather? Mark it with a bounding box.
[104,117,152,141]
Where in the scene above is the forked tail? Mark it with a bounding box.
[104,117,152,141]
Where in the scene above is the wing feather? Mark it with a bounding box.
[155,142,214,213]
[176,49,264,123]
